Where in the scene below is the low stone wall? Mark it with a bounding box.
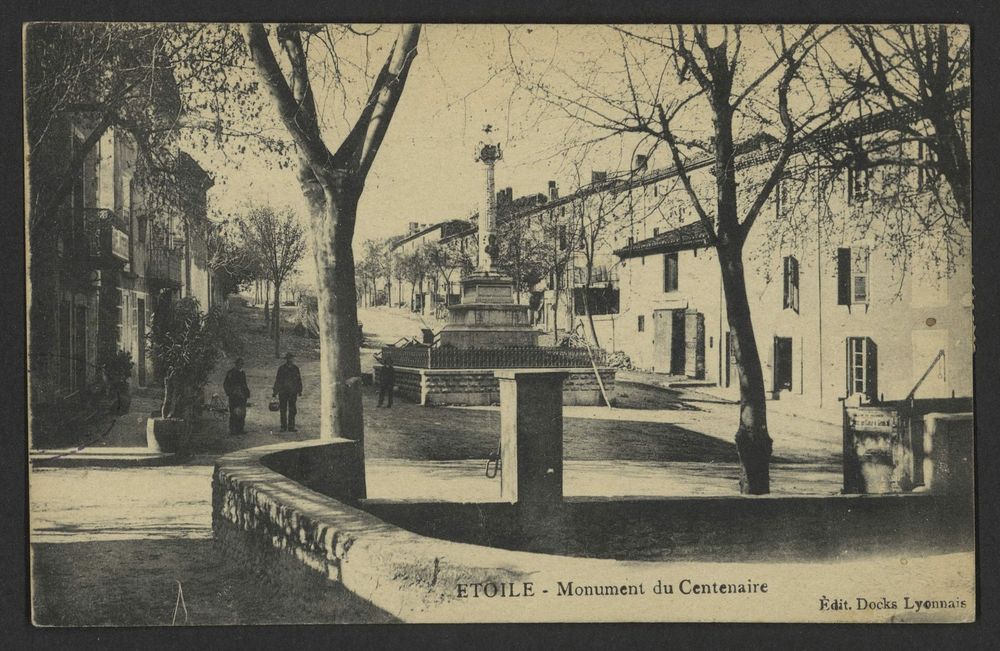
[375,364,615,406]
[214,440,975,623]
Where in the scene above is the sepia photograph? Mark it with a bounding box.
[24,21,976,625]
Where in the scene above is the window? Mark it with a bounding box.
[573,287,620,315]
[116,290,124,348]
[663,252,678,292]
[783,255,800,312]
[846,337,878,401]
[652,227,660,237]
[637,315,645,332]
[847,166,870,204]
[774,178,789,217]
[558,224,567,251]
[916,141,936,191]
[837,247,869,306]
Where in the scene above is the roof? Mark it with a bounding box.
[614,221,713,259]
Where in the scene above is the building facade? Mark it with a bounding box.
[28,114,221,420]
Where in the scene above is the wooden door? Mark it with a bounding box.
[670,309,686,375]
[652,310,672,372]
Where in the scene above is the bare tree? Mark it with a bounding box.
[574,191,622,349]
[495,213,548,305]
[540,203,579,345]
[506,25,847,493]
[243,23,420,498]
[423,239,469,316]
[237,205,307,358]
[840,25,970,225]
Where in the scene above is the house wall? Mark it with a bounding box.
[606,170,973,421]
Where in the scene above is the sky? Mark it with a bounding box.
[199,26,652,261]
[191,24,858,288]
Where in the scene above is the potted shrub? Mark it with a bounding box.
[147,294,239,453]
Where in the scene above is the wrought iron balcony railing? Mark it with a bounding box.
[146,242,184,287]
[61,207,130,269]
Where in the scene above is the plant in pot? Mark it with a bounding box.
[102,349,134,414]
[147,294,239,453]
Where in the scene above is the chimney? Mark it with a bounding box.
[548,180,559,201]
[634,155,649,171]
[408,221,419,234]
[592,171,607,184]
[506,187,513,204]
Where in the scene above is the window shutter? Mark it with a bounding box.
[845,338,852,395]
[783,257,790,309]
[792,257,800,313]
[865,338,878,401]
[837,248,851,305]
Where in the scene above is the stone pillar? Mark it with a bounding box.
[922,412,974,494]
[495,370,567,504]
[475,140,502,272]
[480,158,496,271]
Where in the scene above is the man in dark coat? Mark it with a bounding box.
[377,355,395,408]
[224,357,250,435]
[273,352,303,432]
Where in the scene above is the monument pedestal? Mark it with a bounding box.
[438,271,539,349]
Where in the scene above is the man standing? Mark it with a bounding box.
[377,356,395,408]
[224,357,250,435]
[272,352,303,432]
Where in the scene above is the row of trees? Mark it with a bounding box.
[206,205,308,357]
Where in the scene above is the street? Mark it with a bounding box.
[30,303,842,625]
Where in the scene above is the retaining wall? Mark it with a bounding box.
[213,440,975,623]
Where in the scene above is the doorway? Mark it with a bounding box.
[773,336,793,393]
[652,309,686,374]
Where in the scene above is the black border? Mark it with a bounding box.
[3,1,999,648]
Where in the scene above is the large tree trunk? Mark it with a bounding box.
[303,179,366,498]
[717,239,772,494]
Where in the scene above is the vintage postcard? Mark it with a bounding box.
[25,23,974,624]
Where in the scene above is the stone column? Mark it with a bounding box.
[475,141,502,272]
[495,370,567,504]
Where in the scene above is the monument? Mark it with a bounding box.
[437,130,540,348]
[378,126,614,406]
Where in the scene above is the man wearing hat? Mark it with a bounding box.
[272,352,303,432]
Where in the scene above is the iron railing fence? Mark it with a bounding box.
[381,345,607,369]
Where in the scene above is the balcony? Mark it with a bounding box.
[61,208,130,271]
[146,242,184,288]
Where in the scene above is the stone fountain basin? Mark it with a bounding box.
[212,439,974,623]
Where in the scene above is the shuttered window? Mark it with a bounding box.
[663,252,678,293]
[837,246,870,306]
[783,256,799,312]
[846,337,879,401]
